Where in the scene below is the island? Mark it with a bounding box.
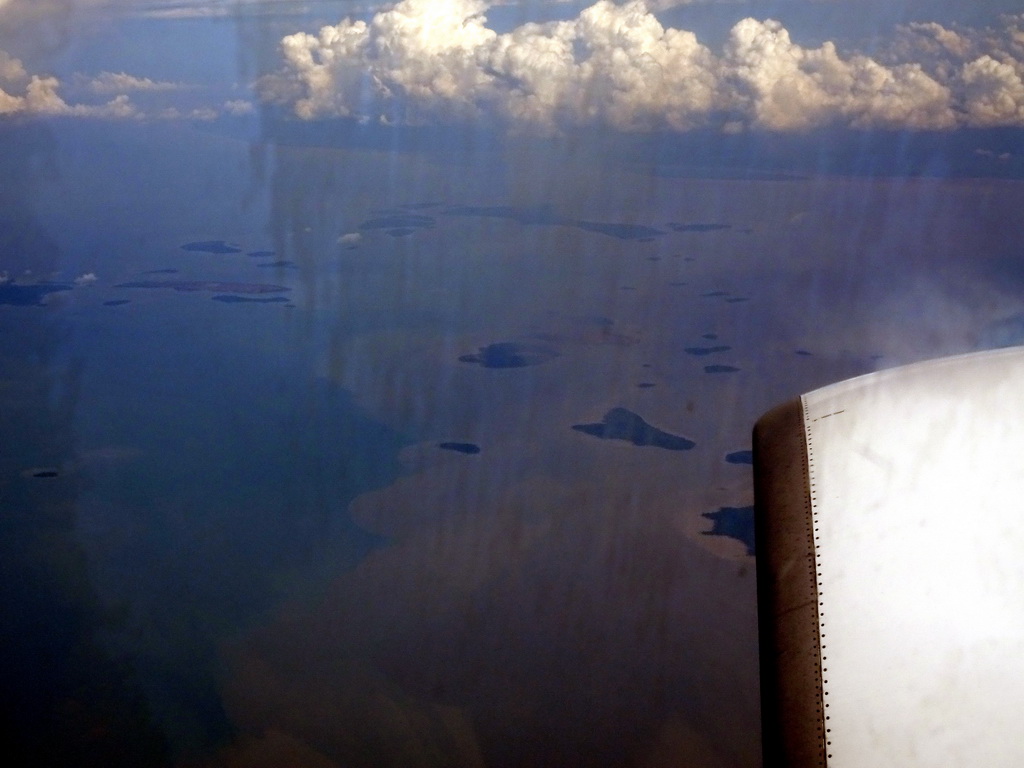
[359,214,436,231]
[459,342,558,369]
[438,442,481,455]
[701,506,755,555]
[725,450,753,465]
[212,295,291,304]
[571,408,695,450]
[685,345,731,356]
[181,240,242,254]
[442,205,664,241]
[115,280,290,295]
[669,223,732,233]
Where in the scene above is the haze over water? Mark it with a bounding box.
[2,1,1024,766]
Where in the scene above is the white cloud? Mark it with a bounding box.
[0,70,141,118]
[260,0,722,132]
[0,49,26,82]
[74,272,97,285]
[224,98,255,115]
[137,5,234,19]
[723,18,955,131]
[260,0,1024,133]
[156,105,219,120]
[0,50,145,117]
[960,54,1024,127]
[188,106,219,120]
[88,71,184,94]
[338,232,362,245]
[119,1,391,20]
[0,51,241,120]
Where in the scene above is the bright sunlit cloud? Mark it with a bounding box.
[258,0,1024,133]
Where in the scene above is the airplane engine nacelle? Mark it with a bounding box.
[754,347,1024,767]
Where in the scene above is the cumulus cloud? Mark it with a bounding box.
[0,52,241,121]
[73,272,97,285]
[260,0,1024,133]
[887,17,1024,127]
[0,50,142,117]
[722,18,954,131]
[961,54,1024,127]
[87,71,184,94]
[260,0,722,131]
[338,232,362,245]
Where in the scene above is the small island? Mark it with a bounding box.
[212,295,291,304]
[669,223,732,233]
[442,205,663,240]
[359,214,436,232]
[115,280,289,295]
[438,442,481,455]
[702,506,755,555]
[685,345,731,356]
[725,450,753,465]
[575,220,663,240]
[572,408,695,451]
[181,240,242,254]
[459,342,558,369]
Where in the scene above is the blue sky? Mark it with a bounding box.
[1,0,1023,137]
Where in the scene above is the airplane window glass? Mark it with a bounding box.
[1,1,1021,765]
